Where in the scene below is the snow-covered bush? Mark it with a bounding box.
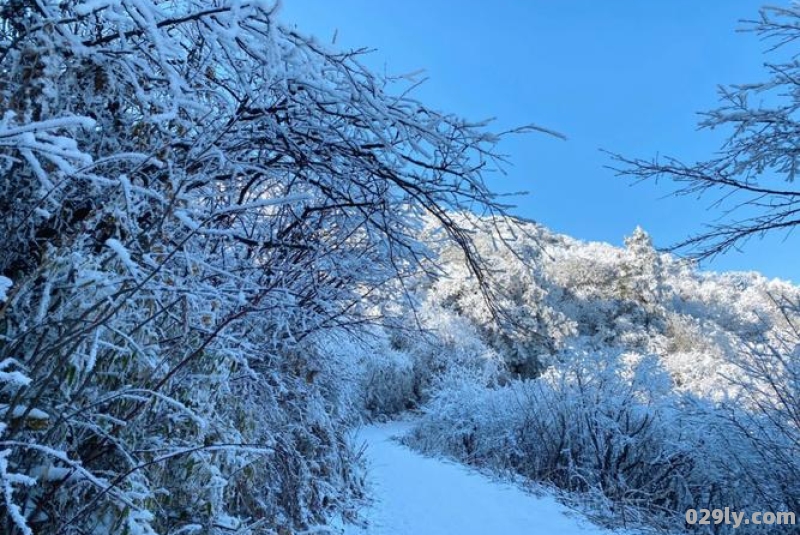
[423,217,575,377]
[542,229,670,354]
[406,349,781,533]
[399,301,506,399]
[721,308,800,518]
[345,301,505,418]
[313,328,416,418]
[0,2,522,533]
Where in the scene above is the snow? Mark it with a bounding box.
[106,238,140,278]
[0,359,31,387]
[0,448,36,535]
[0,115,96,138]
[342,420,621,535]
[74,0,118,17]
[0,405,48,420]
[29,465,74,482]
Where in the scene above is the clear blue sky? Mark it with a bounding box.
[279,1,798,282]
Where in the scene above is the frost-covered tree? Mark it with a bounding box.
[620,227,665,308]
[0,2,531,533]
[612,4,800,259]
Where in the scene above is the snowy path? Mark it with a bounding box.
[341,420,617,535]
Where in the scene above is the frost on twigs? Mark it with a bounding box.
[0,0,521,533]
[0,277,12,303]
[0,361,34,535]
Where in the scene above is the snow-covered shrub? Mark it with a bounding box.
[360,346,416,418]
[659,313,742,399]
[406,349,777,533]
[423,217,575,377]
[0,2,520,533]
[342,301,505,419]
[314,328,416,418]
[0,359,37,535]
[400,301,506,399]
[720,313,800,518]
[543,229,670,353]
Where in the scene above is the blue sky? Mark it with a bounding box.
[279,1,798,282]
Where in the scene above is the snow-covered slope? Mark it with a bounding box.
[340,420,626,535]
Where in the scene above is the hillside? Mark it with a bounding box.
[1,3,798,535]
[365,216,800,534]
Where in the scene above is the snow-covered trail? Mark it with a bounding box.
[341,420,615,535]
